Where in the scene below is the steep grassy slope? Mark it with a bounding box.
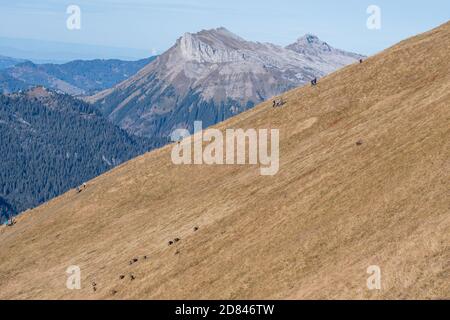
[0,22,449,300]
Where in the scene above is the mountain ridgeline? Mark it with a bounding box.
[0,87,164,220]
[0,55,26,70]
[89,28,364,138]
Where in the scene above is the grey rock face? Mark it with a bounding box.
[91,28,364,138]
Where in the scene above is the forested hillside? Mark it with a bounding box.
[0,87,164,219]
[0,196,14,224]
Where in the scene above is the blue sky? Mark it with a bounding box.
[0,0,449,61]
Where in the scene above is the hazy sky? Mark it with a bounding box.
[0,0,449,61]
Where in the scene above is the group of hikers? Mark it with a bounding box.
[2,214,16,227]
[76,182,87,193]
[310,59,363,88]
[273,58,364,105]
[2,182,88,227]
[272,76,318,108]
[7,217,16,226]
[272,98,286,108]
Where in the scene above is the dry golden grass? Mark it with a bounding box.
[0,22,449,300]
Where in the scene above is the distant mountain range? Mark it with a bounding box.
[0,57,155,95]
[0,37,153,63]
[0,55,26,70]
[89,27,364,138]
[0,87,164,220]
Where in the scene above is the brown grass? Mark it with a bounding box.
[0,21,449,300]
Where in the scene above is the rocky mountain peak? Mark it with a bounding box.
[177,27,249,63]
[299,34,321,44]
[286,34,333,53]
